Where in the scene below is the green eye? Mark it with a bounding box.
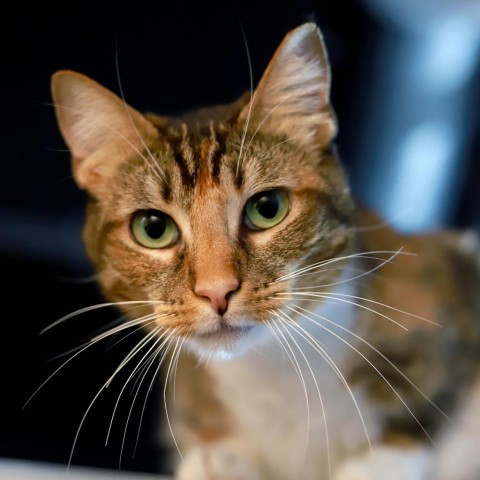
[131,210,178,248]
[245,189,290,230]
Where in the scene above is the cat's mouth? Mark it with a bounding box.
[187,317,262,360]
[186,320,259,358]
[195,323,255,341]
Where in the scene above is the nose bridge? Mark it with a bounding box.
[192,201,237,281]
[190,193,240,313]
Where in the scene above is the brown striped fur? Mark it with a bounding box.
[52,23,480,480]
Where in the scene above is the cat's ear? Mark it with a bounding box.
[51,70,158,191]
[239,23,336,148]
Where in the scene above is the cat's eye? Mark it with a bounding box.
[244,189,290,230]
[131,210,178,249]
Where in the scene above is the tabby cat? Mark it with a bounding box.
[52,23,480,479]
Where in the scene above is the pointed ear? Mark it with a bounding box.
[51,70,158,191]
[239,23,336,148]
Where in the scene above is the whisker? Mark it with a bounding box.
[49,102,161,183]
[49,315,158,362]
[114,48,166,183]
[236,26,255,177]
[90,314,160,346]
[251,346,275,362]
[91,314,160,346]
[270,318,311,442]
[23,314,160,410]
[119,339,169,468]
[275,293,409,331]
[310,291,440,328]
[284,265,376,282]
[278,315,374,459]
[291,248,406,290]
[289,305,440,446]
[104,321,157,353]
[274,249,414,283]
[106,327,169,446]
[265,320,305,394]
[89,312,133,345]
[275,312,331,478]
[127,325,175,397]
[133,333,189,457]
[171,335,188,409]
[127,345,158,397]
[104,317,173,389]
[67,325,174,470]
[40,300,163,334]
[291,304,450,424]
[242,93,295,160]
[256,133,314,162]
[133,345,165,457]
[163,335,183,461]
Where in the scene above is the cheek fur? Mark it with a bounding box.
[99,225,183,299]
[244,196,326,277]
[85,138,352,341]
[94,186,351,332]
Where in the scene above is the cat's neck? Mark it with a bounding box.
[203,264,377,476]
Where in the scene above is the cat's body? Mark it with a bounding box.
[52,23,480,479]
[173,210,480,480]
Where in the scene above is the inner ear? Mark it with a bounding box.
[52,70,158,192]
[239,23,337,148]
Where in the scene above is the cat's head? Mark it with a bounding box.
[53,23,354,359]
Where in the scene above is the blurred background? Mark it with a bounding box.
[1,0,479,476]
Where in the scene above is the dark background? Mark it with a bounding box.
[1,0,479,475]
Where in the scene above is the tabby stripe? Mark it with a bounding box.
[169,136,195,189]
[234,166,244,189]
[211,129,226,180]
[162,169,172,202]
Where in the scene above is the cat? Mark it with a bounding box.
[51,22,480,480]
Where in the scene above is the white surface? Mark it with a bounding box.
[0,459,171,479]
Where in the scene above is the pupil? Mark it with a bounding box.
[144,214,166,239]
[255,194,278,219]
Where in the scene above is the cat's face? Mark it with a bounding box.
[53,23,353,358]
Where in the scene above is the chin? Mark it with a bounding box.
[184,323,267,361]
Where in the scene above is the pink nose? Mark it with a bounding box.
[195,278,240,315]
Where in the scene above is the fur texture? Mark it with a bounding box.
[52,23,480,479]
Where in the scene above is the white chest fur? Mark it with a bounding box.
[208,282,384,479]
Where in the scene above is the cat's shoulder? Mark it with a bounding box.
[355,207,480,333]
[356,207,480,269]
